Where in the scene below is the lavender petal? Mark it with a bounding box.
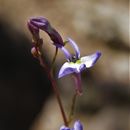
[73,120,83,130]
[60,126,71,130]
[60,47,72,61]
[58,62,76,78]
[81,51,101,68]
[67,38,80,59]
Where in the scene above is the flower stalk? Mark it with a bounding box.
[68,93,78,125]
[27,17,68,126]
[37,52,68,126]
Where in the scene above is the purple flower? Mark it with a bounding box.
[27,17,64,47]
[58,38,101,78]
[58,38,101,94]
[60,120,83,130]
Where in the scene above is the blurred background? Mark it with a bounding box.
[0,0,129,130]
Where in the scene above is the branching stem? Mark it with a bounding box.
[38,53,68,126]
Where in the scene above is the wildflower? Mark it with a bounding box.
[58,38,101,94]
[60,120,83,130]
[27,17,64,47]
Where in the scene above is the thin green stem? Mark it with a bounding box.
[51,47,58,68]
[50,47,58,75]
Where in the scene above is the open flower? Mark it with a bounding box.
[60,120,83,130]
[27,17,64,47]
[58,38,101,94]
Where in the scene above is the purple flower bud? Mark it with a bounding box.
[31,47,41,57]
[28,17,64,47]
[60,126,71,130]
[73,120,83,130]
[27,20,40,41]
[60,120,83,130]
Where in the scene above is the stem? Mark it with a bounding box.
[51,47,58,67]
[68,93,77,125]
[50,47,58,74]
[68,73,82,124]
[38,54,68,126]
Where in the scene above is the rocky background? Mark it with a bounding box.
[0,0,129,130]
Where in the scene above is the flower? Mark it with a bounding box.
[58,38,101,94]
[58,38,101,78]
[27,17,64,47]
[60,120,83,130]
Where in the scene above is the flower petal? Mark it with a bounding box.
[73,120,83,130]
[81,51,101,68]
[58,62,86,78]
[58,62,76,78]
[79,64,86,72]
[30,17,49,29]
[60,126,71,130]
[60,47,72,61]
[67,38,80,59]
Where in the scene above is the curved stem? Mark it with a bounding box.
[38,54,68,126]
[50,47,58,73]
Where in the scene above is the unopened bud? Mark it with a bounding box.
[31,47,41,58]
